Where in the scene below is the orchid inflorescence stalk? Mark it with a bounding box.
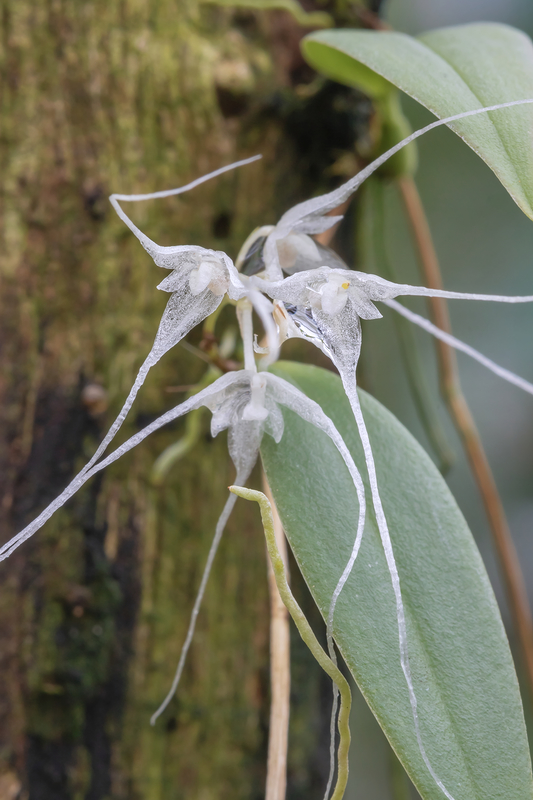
[4,98,533,800]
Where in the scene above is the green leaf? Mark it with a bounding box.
[261,361,533,800]
[302,23,533,220]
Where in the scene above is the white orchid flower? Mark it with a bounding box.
[7,97,533,800]
[0,359,367,734]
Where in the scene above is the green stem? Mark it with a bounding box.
[229,485,352,800]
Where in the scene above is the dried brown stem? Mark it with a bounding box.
[398,174,533,695]
[262,472,291,800]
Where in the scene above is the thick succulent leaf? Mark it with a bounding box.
[302,23,533,220]
[261,361,532,800]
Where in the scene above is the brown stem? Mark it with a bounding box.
[262,472,291,800]
[398,174,533,695]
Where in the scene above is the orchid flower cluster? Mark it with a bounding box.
[3,99,533,800]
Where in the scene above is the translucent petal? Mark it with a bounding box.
[264,231,349,278]
[210,389,247,438]
[348,287,382,320]
[225,257,249,301]
[144,243,208,271]
[205,372,254,437]
[260,268,332,307]
[282,304,334,358]
[155,251,205,286]
[151,272,224,361]
[228,418,264,477]
[295,215,343,235]
[261,269,363,375]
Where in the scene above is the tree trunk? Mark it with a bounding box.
[0,2,371,797]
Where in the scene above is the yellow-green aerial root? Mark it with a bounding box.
[229,485,352,800]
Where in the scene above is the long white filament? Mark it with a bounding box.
[385,298,533,396]
[341,373,455,800]
[324,436,367,800]
[4,159,268,561]
[391,285,533,304]
[324,492,366,800]
[150,476,247,725]
[112,156,262,203]
[280,99,533,229]
[0,358,154,559]
[323,451,366,800]
[110,155,262,251]
[0,373,244,561]
[265,373,367,800]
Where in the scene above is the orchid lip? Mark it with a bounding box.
[283,303,334,359]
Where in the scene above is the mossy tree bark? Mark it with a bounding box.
[0,2,374,798]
